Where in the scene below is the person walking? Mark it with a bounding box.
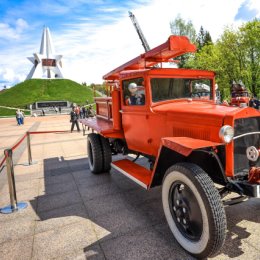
[15,109,19,125]
[75,105,80,117]
[21,110,25,124]
[16,109,23,125]
[82,106,86,118]
[70,107,80,132]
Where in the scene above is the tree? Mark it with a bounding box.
[217,20,260,97]
[204,31,212,45]
[240,19,260,97]
[170,15,196,42]
[185,19,260,99]
[170,15,197,67]
[196,26,205,51]
[196,26,212,51]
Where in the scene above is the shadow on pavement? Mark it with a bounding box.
[30,156,260,260]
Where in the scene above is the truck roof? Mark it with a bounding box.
[118,68,215,80]
[103,35,196,81]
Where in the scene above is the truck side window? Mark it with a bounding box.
[123,78,145,106]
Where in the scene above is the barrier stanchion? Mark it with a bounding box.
[24,131,37,166]
[0,149,27,214]
[27,131,32,165]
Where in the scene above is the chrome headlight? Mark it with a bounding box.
[219,125,234,143]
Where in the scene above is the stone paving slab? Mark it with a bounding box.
[0,236,34,260]
[0,215,35,243]
[0,116,259,260]
[32,220,97,260]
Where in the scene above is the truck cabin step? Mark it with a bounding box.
[111,159,152,189]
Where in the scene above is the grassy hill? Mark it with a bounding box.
[0,107,30,117]
[0,79,95,115]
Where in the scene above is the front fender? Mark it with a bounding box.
[149,137,223,188]
[161,137,222,156]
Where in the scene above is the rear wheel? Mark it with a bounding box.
[100,135,112,172]
[87,133,103,173]
[87,133,112,173]
[162,163,226,259]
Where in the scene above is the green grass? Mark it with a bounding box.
[0,79,95,116]
[0,107,30,117]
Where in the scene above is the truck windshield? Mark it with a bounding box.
[150,78,213,102]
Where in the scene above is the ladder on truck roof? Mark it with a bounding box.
[128,11,150,52]
[103,35,196,81]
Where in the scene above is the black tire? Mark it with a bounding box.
[162,162,226,259]
[87,133,103,173]
[100,136,112,172]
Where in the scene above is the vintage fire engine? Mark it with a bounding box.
[80,35,260,258]
[230,80,250,107]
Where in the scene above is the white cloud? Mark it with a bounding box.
[2,0,260,87]
[247,0,260,17]
[16,18,29,32]
[0,68,24,89]
[0,18,28,40]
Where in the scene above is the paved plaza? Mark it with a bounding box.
[0,115,259,260]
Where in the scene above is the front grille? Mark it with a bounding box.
[234,117,260,175]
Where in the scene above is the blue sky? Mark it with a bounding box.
[0,0,259,88]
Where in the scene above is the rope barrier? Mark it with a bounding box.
[11,133,27,151]
[28,130,70,135]
[0,129,72,174]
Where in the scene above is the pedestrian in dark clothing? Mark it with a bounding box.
[79,106,83,119]
[21,110,25,124]
[82,106,86,118]
[70,107,80,132]
[59,106,61,114]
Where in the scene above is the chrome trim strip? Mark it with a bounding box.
[233,131,260,140]
[111,163,148,189]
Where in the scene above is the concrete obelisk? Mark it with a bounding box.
[26,27,64,79]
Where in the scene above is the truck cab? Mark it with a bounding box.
[79,35,260,259]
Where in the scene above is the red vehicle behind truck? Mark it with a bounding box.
[80,35,260,259]
[230,80,250,107]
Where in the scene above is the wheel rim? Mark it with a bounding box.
[169,181,203,241]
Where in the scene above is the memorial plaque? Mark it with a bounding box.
[36,101,68,108]
[42,59,56,67]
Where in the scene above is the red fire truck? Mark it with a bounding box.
[80,35,260,258]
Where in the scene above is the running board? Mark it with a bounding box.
[111,159,152,189]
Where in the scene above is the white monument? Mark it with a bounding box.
[26,27,64,79]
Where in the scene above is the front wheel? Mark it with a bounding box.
[162,163,226,259]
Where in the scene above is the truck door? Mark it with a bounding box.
[121,78,151,155]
